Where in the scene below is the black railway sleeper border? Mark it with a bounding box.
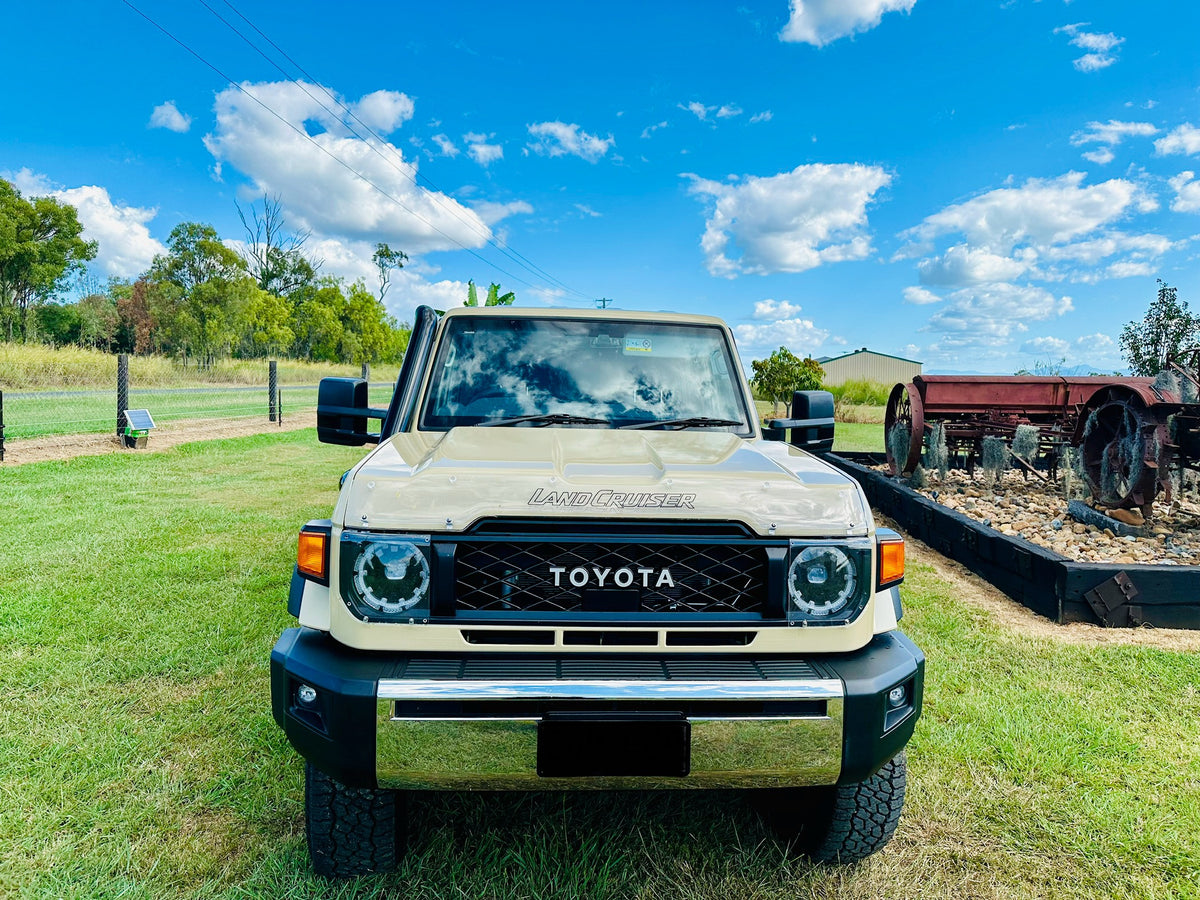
[827,452,1200,630]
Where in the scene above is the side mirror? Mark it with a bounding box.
[316,377,386,446]
[765,390,835,454]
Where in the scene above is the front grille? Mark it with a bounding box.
[453,540,767,614]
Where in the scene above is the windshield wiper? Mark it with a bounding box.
[621,416,743,431]
[477,413,612,427]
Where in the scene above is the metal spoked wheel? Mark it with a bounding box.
[1078,388,1162,511]
[884,383,924,476]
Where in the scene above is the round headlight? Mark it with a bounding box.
[352,541,430,614]
[787,546,857,617]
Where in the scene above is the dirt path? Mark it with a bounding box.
[0,411,316,466]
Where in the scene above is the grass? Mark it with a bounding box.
[2,431,1199,898]
[0,342,401,390]
[2,384,395,440]
[755,400,883,454]
[0,341,397,439]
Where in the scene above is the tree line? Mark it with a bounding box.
[0,179,515,367]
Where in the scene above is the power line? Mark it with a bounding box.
[209,0,590,300]
[120,0,567,296]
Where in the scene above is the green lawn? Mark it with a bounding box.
[1,431,1197,899]
[3,383,394,440]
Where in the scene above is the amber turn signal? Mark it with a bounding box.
[877,533,905,590]
[298,530,329,582]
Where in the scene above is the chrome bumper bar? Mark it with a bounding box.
[375,677,845,790]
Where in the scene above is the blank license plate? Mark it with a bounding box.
[537,714,690,777]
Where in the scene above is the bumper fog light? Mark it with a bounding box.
[297,684,319,706]
[886,685,907,708]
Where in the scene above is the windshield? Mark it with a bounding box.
[419,316,751,432]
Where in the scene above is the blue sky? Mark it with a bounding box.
[3,0,1200,373]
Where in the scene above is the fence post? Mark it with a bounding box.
[361,362,370,382]
[269,360,278,423]
[116,353,129,439]
[0,389,5,463]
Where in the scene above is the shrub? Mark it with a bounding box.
[887,422,911,473]
[925,422,949,481]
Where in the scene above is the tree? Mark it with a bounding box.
[237,195,319,298]
[372,242,407,303]
[75,293,119,350]
[750,347,824,416]
[1120,281,1200,375]
[464,279,515,306]
[148,222,249,366]
[485,282,515,306]
[0,177,97,341]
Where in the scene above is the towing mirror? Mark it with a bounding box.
[764,390,835,454]
[316,377,387,446]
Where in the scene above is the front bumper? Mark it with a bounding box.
[270,628,923,790]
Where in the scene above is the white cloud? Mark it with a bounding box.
[7,168,166,278]
[1082,148,1115,165]
[1071,120,1157,147]
[735,317,830,358]
[1054,23,1124,71]
[431,133,459,157]
[679,101,715,121]
[470,200,534,227]
[641,121,668,139]
[684,163,891,277]
[574,204,602,218]
[1020,336,1070,357]
[1156,124,1200,157]
[305,235,469,317]
[906,172,1155,254]
[903,286,942,305]
[716,104,743,119]
[149,100,191,133]
[1169,171,1200,213]
[917,244,1030,285]
[1076,333,1115,350]
[901,171,1170,324]
[749,111,773,124]
[204,81,515,254]
[779,0,916,47]
[350,90,414,133]
[752,299,804,320]
[922,283,1073,342]
[526,121,614,162]
[464,132,503,166]
[1070,119,1156,164]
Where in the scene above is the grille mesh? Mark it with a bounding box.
[453,541,766,614]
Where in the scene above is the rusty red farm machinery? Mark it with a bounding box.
[883,366,1200,514]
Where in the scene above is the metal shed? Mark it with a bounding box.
[816,348,922,387]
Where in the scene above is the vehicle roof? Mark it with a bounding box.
[439,305,731,328]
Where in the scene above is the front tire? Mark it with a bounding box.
[305,763,405,877]
[757,751,907,863]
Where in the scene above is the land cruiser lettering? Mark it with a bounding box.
[528,489,697,509]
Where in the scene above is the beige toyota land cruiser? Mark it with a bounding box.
[270,305,923,876]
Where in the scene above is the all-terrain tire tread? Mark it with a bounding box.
[814,751,907,863]
[305,763,401,877]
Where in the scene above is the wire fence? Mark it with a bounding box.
[0,356,394,461]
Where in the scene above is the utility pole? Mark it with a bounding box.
[595,298,613,309]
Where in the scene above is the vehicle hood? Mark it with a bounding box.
[338,427,871,537]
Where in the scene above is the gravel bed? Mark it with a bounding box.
[887,467,1200,566]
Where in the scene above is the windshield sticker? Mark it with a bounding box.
[624,336,653,354]
[528,489,696,510]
